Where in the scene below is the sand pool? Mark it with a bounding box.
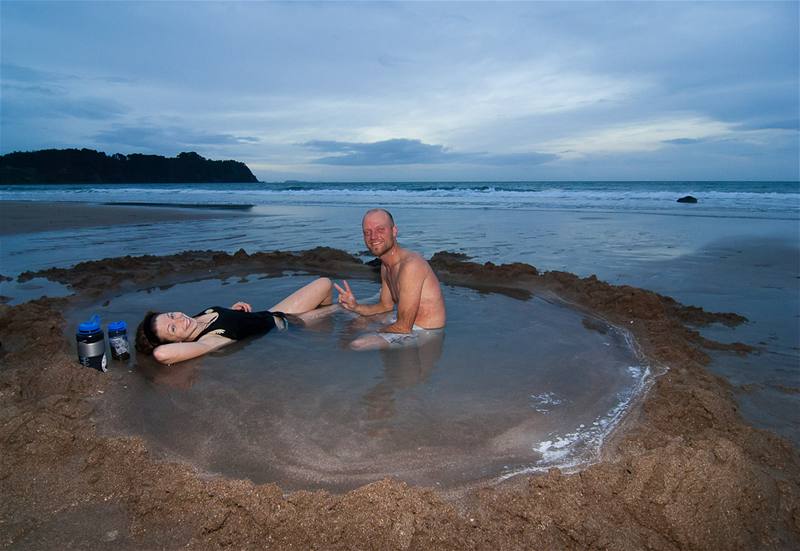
[67,273,650,492]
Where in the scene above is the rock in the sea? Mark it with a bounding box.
[677,195,698,203]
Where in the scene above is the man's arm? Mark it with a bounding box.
[334,276,394,317]
[380,261,425,334]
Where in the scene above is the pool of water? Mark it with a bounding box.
[68,273,650,492]
[0,277,73,305]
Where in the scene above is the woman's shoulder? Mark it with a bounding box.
[195,306,227,316]
[196,331,232,343]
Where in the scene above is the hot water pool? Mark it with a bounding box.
[69,273,651,491]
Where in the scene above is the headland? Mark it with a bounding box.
[0,149,258,184]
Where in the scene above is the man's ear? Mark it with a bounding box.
[392,225,398,238]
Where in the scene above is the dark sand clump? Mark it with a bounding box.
[1,248,798,549]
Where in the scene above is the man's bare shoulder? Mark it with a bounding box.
[398,249,432,271]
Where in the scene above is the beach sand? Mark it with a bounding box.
[0,206,798,549]
[0,200,248,236]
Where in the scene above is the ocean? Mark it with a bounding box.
[1,181,798,446]
[2,181,798,217]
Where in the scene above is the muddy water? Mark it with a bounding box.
[68,274,649,492]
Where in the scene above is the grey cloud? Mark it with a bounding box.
[663,138,703,145]
[475,152,558,166]
[305,139,447,165]
[0,62,75,82]
[304,140,365,153]
[734,119,800,131]
[181,132,259,145]
[2,3,795,179]
[2,95,127,121]
[94,124,260,151]
[305,138,556,166]
[102,76,137,85]
[61,98,128,120]
[377,54,411,68]
[2,62,135,86]
[1,82,62,96]
[1,62,128,121]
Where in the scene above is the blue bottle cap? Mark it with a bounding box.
[108,320,127,332]
[78,314,101,334]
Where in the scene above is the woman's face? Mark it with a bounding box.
[154,311,197,343]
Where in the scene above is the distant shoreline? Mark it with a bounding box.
[104,201,253,210]
[0,200,249,236]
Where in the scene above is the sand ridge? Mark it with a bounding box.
[1,248,798,549]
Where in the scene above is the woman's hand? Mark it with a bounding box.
[231,301,253,312]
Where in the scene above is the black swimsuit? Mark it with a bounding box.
[191,307,286,342]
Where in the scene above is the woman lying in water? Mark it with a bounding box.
[135,277,337,365]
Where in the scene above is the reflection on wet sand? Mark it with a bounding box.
[137,357,201,389]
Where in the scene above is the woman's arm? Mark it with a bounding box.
[152,334,232,365]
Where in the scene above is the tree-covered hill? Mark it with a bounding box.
[0,149,259,184]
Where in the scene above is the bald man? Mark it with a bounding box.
[335,208,446,350]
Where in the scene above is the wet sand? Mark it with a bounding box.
[0,200,249,236]
[1,246,799,549]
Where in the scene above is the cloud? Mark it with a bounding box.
[476,152,557,166]
[1,62,129,121]
[735,119,800,131]
[0,62,75,83]
[304,138,556,166]
[2,93,128,121]
[663,138,703,145]
[377,54,410,68]
[1,3,796,179]
[305,139,447,165]
[1,82,61,96]
[1,62,134,85]
[93,124,260,152]
[537,116,736,158]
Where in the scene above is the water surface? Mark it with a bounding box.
[69,274,649,491]
[6,180,796,446]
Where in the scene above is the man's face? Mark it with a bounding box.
[362,212,397,257]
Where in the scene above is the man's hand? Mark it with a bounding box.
[231,301,252,312]
[333,280,358,311]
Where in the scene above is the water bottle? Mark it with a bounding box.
[107,320,130,361]
[76,315,107,372]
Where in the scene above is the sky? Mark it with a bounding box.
[1,1,798,181]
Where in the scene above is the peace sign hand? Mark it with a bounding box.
[333,280,358,311]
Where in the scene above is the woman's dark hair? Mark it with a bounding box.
[135,311,162,355]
